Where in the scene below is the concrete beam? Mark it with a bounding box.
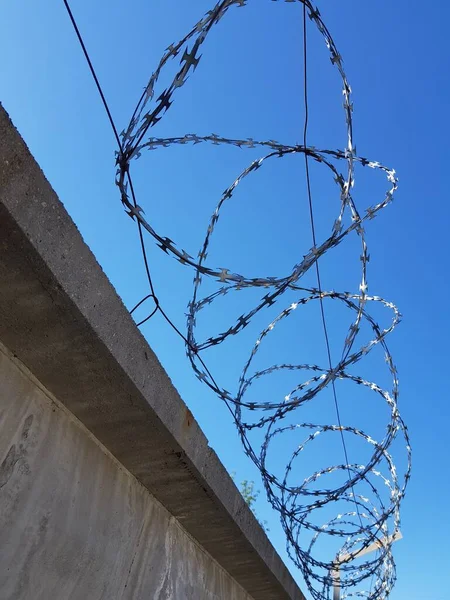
[0,103,305,600]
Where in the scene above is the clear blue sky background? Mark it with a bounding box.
[1,1,449,599]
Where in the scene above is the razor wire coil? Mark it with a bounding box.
[98,1,410,597]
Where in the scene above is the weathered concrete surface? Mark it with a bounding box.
[0,342,252,600]
[0,102,305,600]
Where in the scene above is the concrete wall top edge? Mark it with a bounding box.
[0,103,305,600]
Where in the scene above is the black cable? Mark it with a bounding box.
[62,0,122,151]
[62,0,198,346]
[126,169,158,295]
[61,0,236,379]
[301,2,364,532]
[62,0,243,443]
[62,0,160,323]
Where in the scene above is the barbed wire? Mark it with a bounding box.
[63,0,411,598]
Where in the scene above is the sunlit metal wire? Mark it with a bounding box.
[113,1,411,598]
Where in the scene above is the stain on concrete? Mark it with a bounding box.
[21,414,33,440]
[0,444,19,489]
[0,414,34,489]
[184,408,194,430]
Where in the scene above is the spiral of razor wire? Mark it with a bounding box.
[114,1,411,598]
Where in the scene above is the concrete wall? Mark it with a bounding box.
[0,103,305,600]
[0,341,251,600]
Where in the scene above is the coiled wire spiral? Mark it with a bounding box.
[115,1,411,598]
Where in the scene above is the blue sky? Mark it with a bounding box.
[1,1,449,599]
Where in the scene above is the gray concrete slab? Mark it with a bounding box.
[0,103,305,600]
[0,341,253,600]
